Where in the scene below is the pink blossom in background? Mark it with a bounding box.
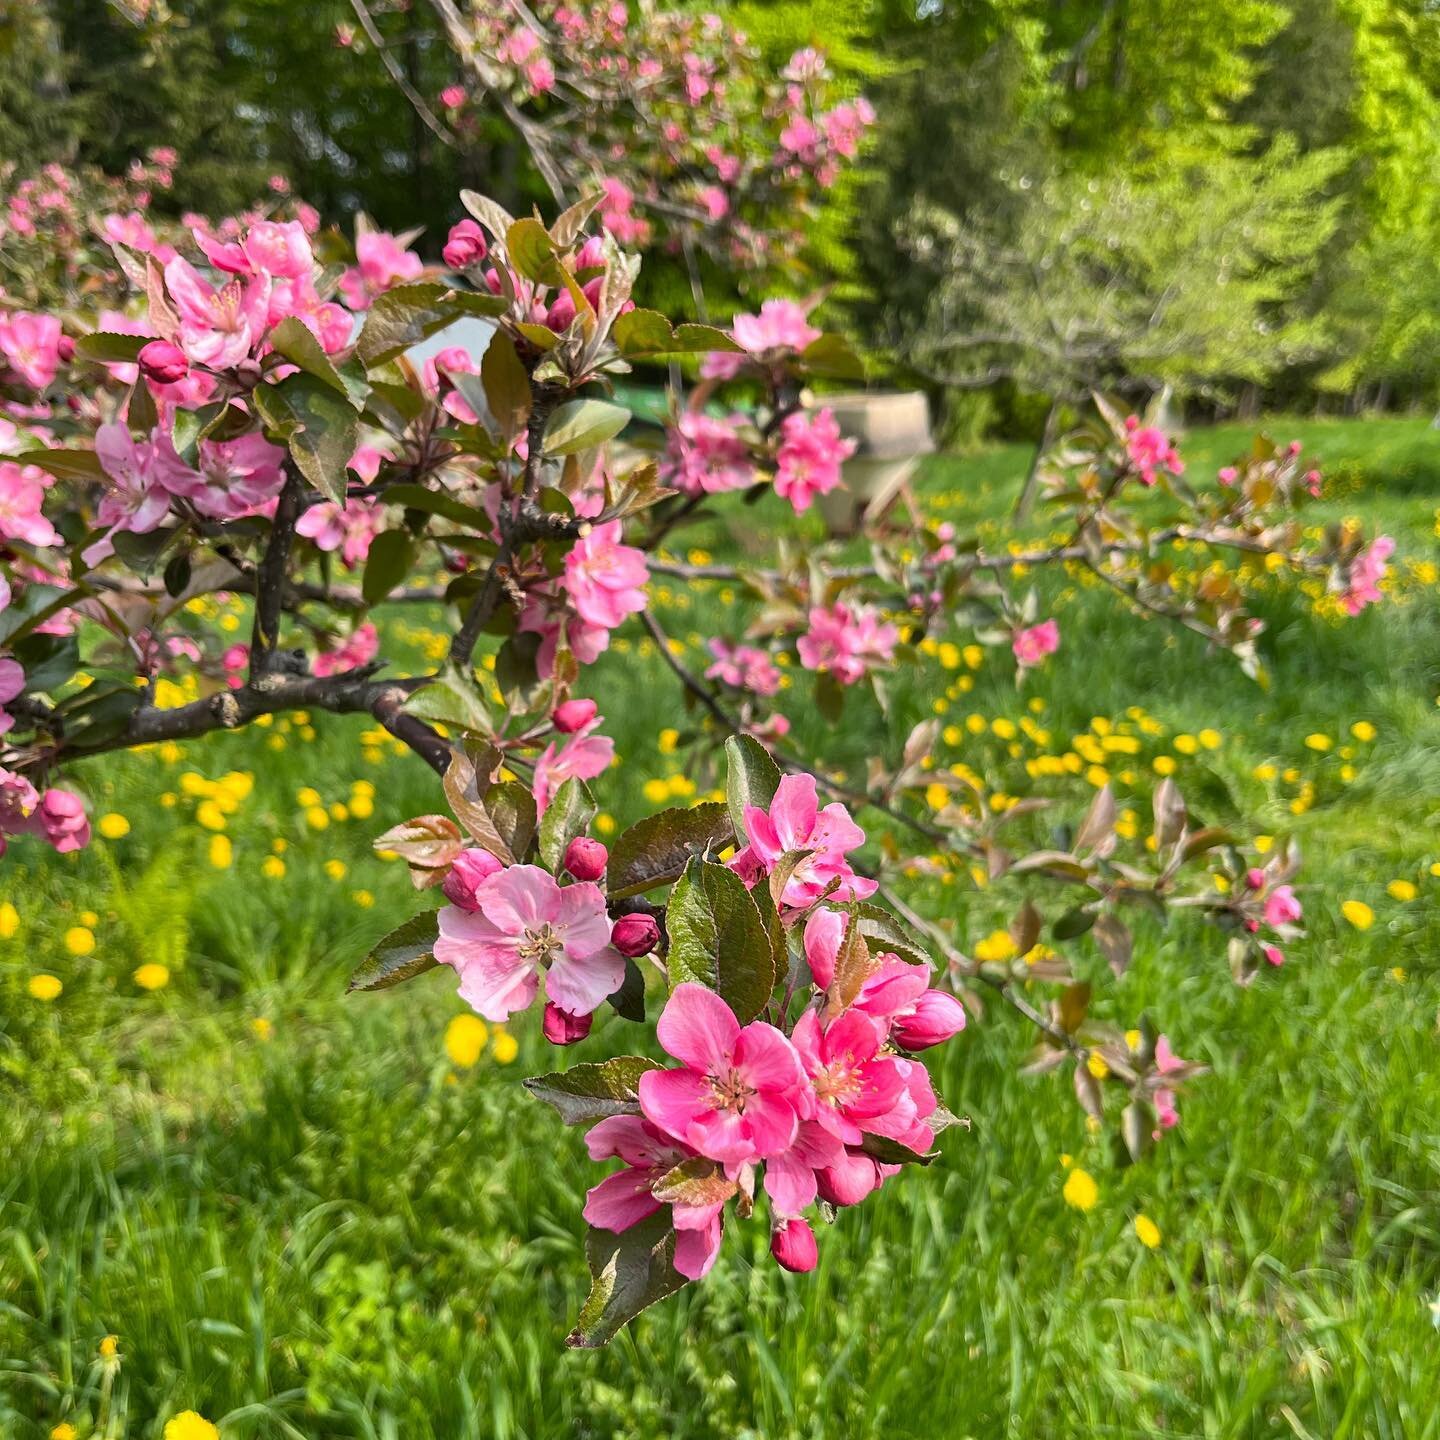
[164,257,272,369]
[695,185,729,221]
[660,412,753,495]
[705,637,781,695]
[533,713,614,815]
[701,297,822,380]
[797,601,897,685]
[582,1115,727,1280]
[30,787,90,853]
[773,407,854,513]
[296,498,385,568]
[338,231,423,310]
[312,622,378,678]
[440,85,467,109]
[0,765,40,857]
[731,772,877,909]
[1263,884,1302,928]
[0,462,60,547]
[639,982,807,1165]
[1123,416,1184,486]
[1341,535,1394,615]
[0,312,64,390]
[1218,466,1238,486]
[434,864,624,1022]
[599,178,650,245]
[0,656,23,734]
[1012,618,1060,669]
[563,520,648,631]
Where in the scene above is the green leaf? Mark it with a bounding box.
[673,324,743,354]
[841,901,932,968]
[538,777,598,871]
[522,1055,663,1125]
[506,217,562,284]
[611,308,674,356]
[269,316,368,407]
[253,374,358,505]
[542,398,631,456]
[361,529,414,605]
[607,802,735,900]
[1052,906,1097,941]
[382,483,492,531]
[404,665,492,735]
[487,781,537,863]
[17,448,105,483]
[858,1131,936,1166]
[356,283,506,367]
[666,858,775,1023]
[799,333,865,381]
[481,330,531,444]
[567,1211,691,1350]
[73,332,148,364]
[347,911,440,992]
[0,584,70,647]
[9,633,78,693]
[724,733,782,839]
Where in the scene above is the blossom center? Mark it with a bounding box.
[518,921,561,965]
[708,1064,756,1114]
[815,1059,861,1108]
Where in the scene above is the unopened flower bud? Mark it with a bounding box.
[1245,868,1265,891]
[442,218,487,270]
[442,847,505,910]
[816,1150,883,1208]
[138,340,189,385]
[892,989,967,1051]
[1263,944,1285,967]
[57,334,76,363]
[564,836,608,882]
[546,289,577,332]
[611,912,659,958]
[552,698,597,733]
[542,1002,593,1046]
[770,1217,818,1273]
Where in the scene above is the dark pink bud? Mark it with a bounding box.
[542,1002,593,1046]
[816,1150,884,1207]
[564,836,608,882]
[1244,917,1260,933]
[892,989,967,1051]
[1263,944,1285,967]
[1245,868,1266,891]
[442,847,505,910]
[546,289,577,332]
[575,236,606,270]
[442,218,487,270]
[552,698,597,733]
[138,340,189,385]
[770,1218,818,1273]
[482,267,504,295]
[611,912,659,958]
[35,787,90,854]
[582,276,604,309]
[57,334,76,362]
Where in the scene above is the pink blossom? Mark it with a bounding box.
[434,864,624,1021]
[563,520,648,630]
[696,185,729,221]
[339,231,423,310]
[705,638,781,695]
[102,211,158,252]
[296,498,384,568]
[773,408,854,513]
[30,787,90,853]
[639,982,807,1165]
[440,84,467,109]
[1123,416,1184,486]
[0,312,64,389]
[164,256,272,369]
[0,765,40,857]
[526,56,557,94]
[312,621,379,677]
[533,714,614,816]
[582,1115,726,1280]
[661,413,753,495]
[442,219,488,270]
[704,298,821,380]
[1012,618,1060,669]
[731,772,877,910]
[1341,536,1394,616]
[0,655,23,735]
[0,462,60,547]
[797,602,897,685]
[1263,884,1302,927]
[188,433,288,520]
[1217,466,1238,486]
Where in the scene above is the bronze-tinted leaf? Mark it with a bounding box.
[566,1212,693,1349]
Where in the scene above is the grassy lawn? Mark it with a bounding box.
[3,417,1440,1438]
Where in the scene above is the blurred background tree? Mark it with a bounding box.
[2,0,1437,431]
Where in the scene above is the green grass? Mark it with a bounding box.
[3,418,1440,1438]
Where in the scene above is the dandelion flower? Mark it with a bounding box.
[1341,900,1374,930]
[490,1029,519,1064]
[28,974,62,1001]
[134,963,170,992]
[445,1013,489,1068]
[208,834,232,869]
[99,1335,119,1358]
[98,812,131,839]
[1133,1214,1161,1249]
[0,901,19,939]
[1387,880,1417,902]
[1062,1167,1099,1212]
[64,926,95,957]
[164,1414,219,1440]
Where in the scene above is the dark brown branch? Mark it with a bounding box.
[250,468,306,680]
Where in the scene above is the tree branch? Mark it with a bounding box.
[250,467,306,680]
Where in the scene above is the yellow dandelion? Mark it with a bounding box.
[164,1414,220,1440]
[1304,733,1332,752]
[28,974,62,1001]
[134,963,170,992]
[51,1424,79,1440]
[490,1029,519,1064]
[64,926,95,957]
[305,806,330,831]
[0,901,19,939]
[1133,1214,1161,1249]
[251,1017,274,1042]
[324,859,347,881]
[1341,900,1374,930]
[1351,721,1376,742]
[261,856,286,879]
[973,930,1018,963]
[1387,880,1417,902]
[98,812,131,839]
[99,1335,119,1359]
[1062,1167,1099,1212]
[445,1013,489,1068]
[208,834,232,869]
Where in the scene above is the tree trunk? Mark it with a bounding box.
[1014,396,1062,522]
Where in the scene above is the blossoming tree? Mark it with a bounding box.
[0,148,1396,1343]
